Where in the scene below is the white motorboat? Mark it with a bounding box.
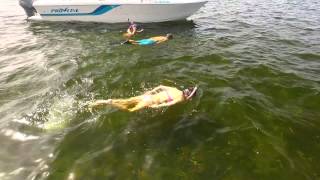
[20,0,207,23]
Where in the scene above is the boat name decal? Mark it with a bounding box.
[50,8,79,13]
[42,5,120,16]
[51,8,79,13]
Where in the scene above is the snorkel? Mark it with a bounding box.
[183,86,198,100]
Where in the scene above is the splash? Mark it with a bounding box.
[22,91,89,131]
[41,94,77,131]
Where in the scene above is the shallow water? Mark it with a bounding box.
[0,0,320,179]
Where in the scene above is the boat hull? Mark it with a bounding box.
[30,2,207,23]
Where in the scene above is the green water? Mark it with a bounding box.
[0,0,320,179]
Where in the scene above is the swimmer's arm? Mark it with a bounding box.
[157,39,168,44]
[127,28,136,35]
[89,100,111,107]
[88,99,112,112]
[127,29,132,34]
[149,37,162,43]
[151,37,166,44]
[154,39,164,44]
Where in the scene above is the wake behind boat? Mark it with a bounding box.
[20,0,207,23]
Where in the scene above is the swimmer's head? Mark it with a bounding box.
[166,33,173,40]
[183,86,198,100]
[129,21,137,29]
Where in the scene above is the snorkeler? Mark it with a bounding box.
[122,33,173,46]
[123,21,144,39]
[89,85,197,112]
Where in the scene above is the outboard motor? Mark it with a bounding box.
[19,0,36,17]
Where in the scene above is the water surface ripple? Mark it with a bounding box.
[0,0,320,179]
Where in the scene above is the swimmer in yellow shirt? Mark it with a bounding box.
[122,34,173,45]
[89,85,197,112]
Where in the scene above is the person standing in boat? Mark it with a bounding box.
[89,85,197,112]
